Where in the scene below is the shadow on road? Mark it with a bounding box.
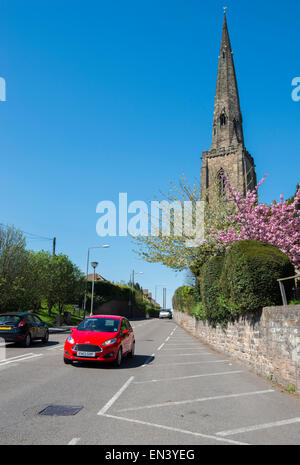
[70,354,155,370]
[5,340,63,350]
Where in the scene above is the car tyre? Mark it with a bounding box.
[42,330,49,343]
[64,357,72,365]
[128,341,135,358]
[114,347,123,367]
[23,333,32,347]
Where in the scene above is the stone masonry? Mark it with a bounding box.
[174,306,300,393]
[200,12,256,198]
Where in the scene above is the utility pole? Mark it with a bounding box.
[52,237,56,256]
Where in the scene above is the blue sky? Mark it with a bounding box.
[0,0,299,307]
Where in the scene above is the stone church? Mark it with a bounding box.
[200,12,257,199]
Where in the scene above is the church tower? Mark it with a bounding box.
[200,11,256,199]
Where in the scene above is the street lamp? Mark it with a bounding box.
[83,245,110,318]
[90,261,98,316]
[131,270,144,288]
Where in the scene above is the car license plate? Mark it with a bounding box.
[0,327,11,330]
[77,351,95,357]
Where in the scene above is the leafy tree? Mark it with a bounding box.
[0,225,27,312]
[46,254,84,315]
[133,174,234,273]
[213,176,300,268]
[21,250,52,311]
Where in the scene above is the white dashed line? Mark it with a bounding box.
[0,353,43,367]
[216,417,300,437]
[142,354,155,367]
[158,353,213,357]
[117,389,275,413]
[152,359,230,367]
[98,376,135,416]
[133,370,243,384]
[102,413,249,445]
[68,437,81,445]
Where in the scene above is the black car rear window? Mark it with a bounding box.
[0,315,21,325]
[77,318,120,332]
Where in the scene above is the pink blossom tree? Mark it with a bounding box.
[211,176,300,268]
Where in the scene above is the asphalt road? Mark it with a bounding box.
[0,318,300,445]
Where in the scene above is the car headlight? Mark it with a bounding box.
[67,336,75,344]
[102,338,117,346]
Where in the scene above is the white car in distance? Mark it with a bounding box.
[159,309,172,319]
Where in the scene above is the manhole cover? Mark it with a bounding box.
[39,405,83,416]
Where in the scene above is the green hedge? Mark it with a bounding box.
[87,281,159,317]
[172,286,197,314]
[220,240,295,315]
[200,255,225,325]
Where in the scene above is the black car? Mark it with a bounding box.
[0,313,49,347]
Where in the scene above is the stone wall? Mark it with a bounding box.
[174,306,300,393]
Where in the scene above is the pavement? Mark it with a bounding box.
[0,318,300,445]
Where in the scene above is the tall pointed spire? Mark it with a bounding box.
[210,10,244,150]
[200,11,256,200]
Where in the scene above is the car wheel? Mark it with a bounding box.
[114,347,123,367]
[64,357,72,365]
[42,330,49,343]
[128,341,135,358]
[23,333,32,347]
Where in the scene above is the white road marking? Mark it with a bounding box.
[216,417,300,437]
[0,353,43,367]
[152,360,230,367]
[68,437,81,445]
[142,354,155,367]
[157,342,165,351]
[97,376,134,416]
[161,344,207,351]
[164,341,204,349]
[0,352,36,363]
[46,345,64,351]
[133,370,244,384]
[101,413,249,445]
[158,353,213,357]
[117,389,275,413]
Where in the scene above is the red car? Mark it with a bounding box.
[63,315,135,367]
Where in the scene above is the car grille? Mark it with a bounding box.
[73,344,102,352]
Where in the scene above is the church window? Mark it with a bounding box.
[217,169,226,197]
[220,113,226,126]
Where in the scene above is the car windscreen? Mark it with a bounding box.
[77,318,120,332]
[0,315,21,325]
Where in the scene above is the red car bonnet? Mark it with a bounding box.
[71,329,119,344]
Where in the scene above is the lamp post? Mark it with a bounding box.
[83,245,110,319]
[131,270,144,288]
[90,261,98,316]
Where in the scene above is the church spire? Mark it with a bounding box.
[210,10,244,150]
